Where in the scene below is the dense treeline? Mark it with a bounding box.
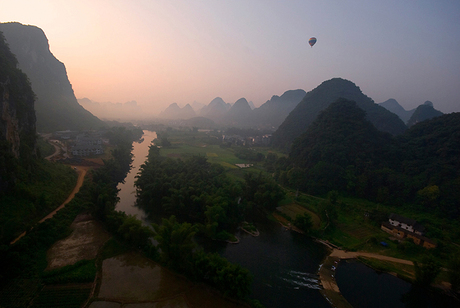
[135,145,284,240]
[276,98,460,218]
[152,215,252,299]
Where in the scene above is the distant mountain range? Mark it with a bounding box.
[379,99,443,127]
[378,99,415,123]
[158,89,306,129]
[158,78,445,140]
[252,89,306,128]
[78,98,145,121]
[272,78,407,151]
[159,103,196,119]
[0,22,105,132]
[199,97,231,121]
[406,102,443,127]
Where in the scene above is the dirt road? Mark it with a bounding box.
[10,166,89,244]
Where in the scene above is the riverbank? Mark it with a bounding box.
[318,251,354,308]
[316,244,418,308]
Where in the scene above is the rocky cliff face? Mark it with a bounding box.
[0,30,37,192]
[0,22,105,132]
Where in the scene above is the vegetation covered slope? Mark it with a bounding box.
[252,89,306,129]
[406,102,444,127]
[0,22,105,133]
[273,78,407,151]
[277,98,460,218]
[396,112,460,216]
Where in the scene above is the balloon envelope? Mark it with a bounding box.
[309,37,317,47]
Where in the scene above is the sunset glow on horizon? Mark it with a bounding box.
[1,0,460,115]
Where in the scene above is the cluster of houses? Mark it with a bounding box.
[71,134,104,156]
[53,130,106,157]
[381,213,436,249]
[222,134,272,146]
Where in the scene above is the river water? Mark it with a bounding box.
[202,218,331,308]
[114,130,459,308]
[336,260,459,308]
[115,130,156,221]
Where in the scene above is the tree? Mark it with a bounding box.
[413,255,441,287]
[152,215,197,272]
[417,185,440,208]
[160,137,171,147]
[118,215,154,248]
[294,212,313,234]
[447,256,460,292]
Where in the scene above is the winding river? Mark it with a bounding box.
[115,130,156,222]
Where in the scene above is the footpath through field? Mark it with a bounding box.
[10,166,89,244]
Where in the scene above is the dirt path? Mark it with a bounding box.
[45,142,61,160]
[329,249,414,265]
[39,166,89,223]
[10,166,89,244]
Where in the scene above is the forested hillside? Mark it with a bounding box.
[406,102,444,127]
[277,98,460,217]
[273,78,407,151]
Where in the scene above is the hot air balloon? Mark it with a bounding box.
[309,37,317,47]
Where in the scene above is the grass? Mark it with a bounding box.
[358,257,415,282]
[41,259,97,284]
[37,137,55,158]
[276,203,321,229]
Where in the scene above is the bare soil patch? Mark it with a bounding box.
[46,215,111,270]
[96,252,248,308]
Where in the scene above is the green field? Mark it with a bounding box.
[161,144,248,166]
[155,130,286,182]
[276,203,321,229]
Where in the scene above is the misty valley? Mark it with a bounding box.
[1,21,460,308]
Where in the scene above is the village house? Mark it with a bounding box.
[381,213,436,249]
[71,132,104,156]
[71,144,104,156]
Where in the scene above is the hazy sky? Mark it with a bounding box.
[2,0,460,114]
